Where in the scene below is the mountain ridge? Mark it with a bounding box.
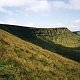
[0,24,79,46]
[0,24,80,62]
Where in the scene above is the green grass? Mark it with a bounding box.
[0,24,80,62]
[36,28,80,47]
[0,24,80,48]
[0,28,80,80]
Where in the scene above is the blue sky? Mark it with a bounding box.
[0,0,80,31]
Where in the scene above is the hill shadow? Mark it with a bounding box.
[0,24,80,62]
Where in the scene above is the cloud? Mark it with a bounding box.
[0,18,17,25]
[0,0,80,16]
[65,19,80,31]
[51,0,80,10]
[0,0,50,14]
[0,0,80,15]
[69,0,80,9]
[74,19,80,26]
[67,25,80,31]
[51,1,67,9]
[26,0,50,13]
[0,0,29,7]
[25,22,66,28]
[25,22,35,27]
[0,18,36,27]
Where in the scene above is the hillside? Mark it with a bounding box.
[0,24,80,62]
[0,24,80,48]
[0,27,80,80]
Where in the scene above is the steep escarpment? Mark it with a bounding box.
[0,24,80,47]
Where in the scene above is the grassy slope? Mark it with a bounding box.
[35,28,80,62]
[0,29,80,80]
[0,24,80,62]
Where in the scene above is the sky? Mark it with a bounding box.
[0,0,80,31]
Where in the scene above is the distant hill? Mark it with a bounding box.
[73,31,80,35]
[0,26,80,80]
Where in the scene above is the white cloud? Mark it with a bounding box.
[26,0,50,13]
[74,19,80,26]
[0,0,30,7]
[23,22,80,31]
[0,18,17,25]
[65,19,80,31]
[69,0,80,9]
[0,21,3,24]
[53,23,66,27]
[51,0,80,10]
[67,25,80,31]
[0,0,50,14]
[25,22,35,27]
[0,0,80,16]
[51,1,67,9]
[25,23,66,28]
[0,0,80,15]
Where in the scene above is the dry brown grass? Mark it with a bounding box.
[0,29,80,80]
